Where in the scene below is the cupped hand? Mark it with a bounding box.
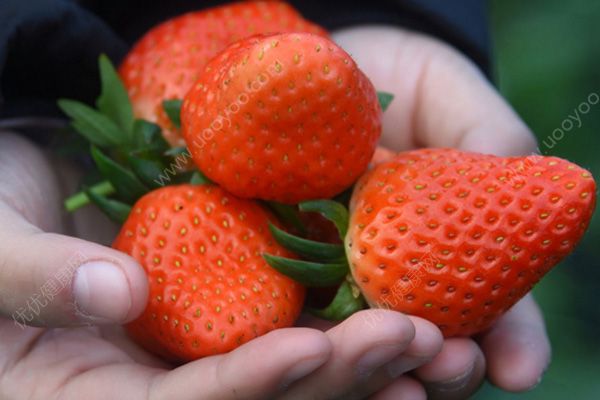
[333,26,551,399]
[0,133,444,399]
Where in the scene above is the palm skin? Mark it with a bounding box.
[0,26,550,400]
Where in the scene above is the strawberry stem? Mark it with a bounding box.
[64,180,115,211]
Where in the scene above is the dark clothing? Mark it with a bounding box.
[0,0,490,121]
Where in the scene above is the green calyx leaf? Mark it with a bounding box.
[263,254,348,287]
[377,91,394,112]
[132,119,169,152]
[299,200,349,241]
[268,223,345,262]
[96,54,134,139]
[190,170,213,185]
[85,187,132,224]
[57,99,126,147]
[127,155,166,189]
[163,99,183,129]
[266,202,307,237]
[308,279,366,321]
[91,146,148,203]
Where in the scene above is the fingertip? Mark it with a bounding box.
[406,316,444,357]
[415,338,486,400]
[71,247,148,325]
[113,252,149,322]
[346,309,416,345]
[371,376,427,400]
[482,323,550,392]
[415,338,479,381]
[479,295,551,392]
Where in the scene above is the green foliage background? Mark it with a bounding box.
[476,0,600,398]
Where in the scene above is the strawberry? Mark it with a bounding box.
[181,32,382,204]
[299,146,397,244]
[120,1,328,146]
[113,184,305,361]
[265,148,596,337]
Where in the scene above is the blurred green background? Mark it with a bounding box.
[476,0,600,398]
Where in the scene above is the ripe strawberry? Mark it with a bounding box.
[181,32,382,204]
[120,1,328,146]
[264,148,596,336]
[346,148,596,336]
[299,146,396,244]
[113,184,305,361]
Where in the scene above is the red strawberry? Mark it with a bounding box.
[346,148,596,336]
[181,32,382,204]
[113,184,305,361]
[299,146,396,244]
[120,1,328,146]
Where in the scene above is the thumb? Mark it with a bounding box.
[0,207,148,327]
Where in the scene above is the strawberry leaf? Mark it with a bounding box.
[299,200,349,240]
[96,54,134,139]
[127,155,167,189]
[377,91,394,112]
[266,202,307,237]
[268,223,345,262]
[262,254,347,287]
[91,146,148,202]
[163,99,183,129]
[58,99,125,147]
[132,119,169,151]
[85,188,131,224]
[308,280,366,320]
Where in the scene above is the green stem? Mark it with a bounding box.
[64,181,115,211]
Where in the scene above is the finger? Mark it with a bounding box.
[414,337,486,400]
[369,376,426,400]
[0,133,148,327]
[332,26,538,156]
[282,311,442,400]
[478,294,551,392]
[150,328,331,400]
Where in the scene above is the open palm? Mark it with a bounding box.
[0,25,550,400]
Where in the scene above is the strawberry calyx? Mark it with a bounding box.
[264,199,365,320]
[58,55,200,222]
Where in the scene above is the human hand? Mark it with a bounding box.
[0,133,445,399]
[332,26,551,399]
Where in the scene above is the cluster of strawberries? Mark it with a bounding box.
[59,1,596,363]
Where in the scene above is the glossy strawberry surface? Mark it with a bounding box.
[113,184,305,361]
[120,1,327,146]
[347,148,596,336]
[182,32,381,203]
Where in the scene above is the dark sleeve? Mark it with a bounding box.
[0,0,127,120]
[0,0,490,122]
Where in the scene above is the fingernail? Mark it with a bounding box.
[73,261,132,323]
[429,362,475,392]
[356,344,402,376]
[387,355,431,378]
[280,356,326,389]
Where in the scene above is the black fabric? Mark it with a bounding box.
[0,0,490,121]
